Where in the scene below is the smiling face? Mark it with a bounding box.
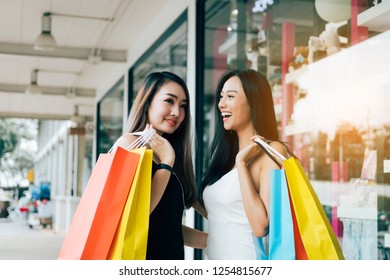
[147,81,187,135]
[218,76,253,133]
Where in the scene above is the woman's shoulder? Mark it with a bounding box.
[113,133,138,150]
[268,141,289,158]
[257,140,289,169]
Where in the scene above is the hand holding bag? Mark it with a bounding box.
[58,147,140,259]
[58,129,155,260]
[254,138,344,260]
[254,141,295,260]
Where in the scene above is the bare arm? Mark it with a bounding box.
[182,225,208,249]
[149,168,172,213]
[112,134,138,152]
[147,132,175,213]
[236,140,287,237]
[113,131,175,214]
[193,199,208,219]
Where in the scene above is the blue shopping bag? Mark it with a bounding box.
[268,169,295,259]
[254,169,295,260]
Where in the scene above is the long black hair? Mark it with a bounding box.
[200,69,278,195]
[126,71,196,208]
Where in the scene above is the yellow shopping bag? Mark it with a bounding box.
[108,147,152,260]
[284,158,344,260]
[255,138,344,260]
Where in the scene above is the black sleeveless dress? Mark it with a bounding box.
[146,162,185,260]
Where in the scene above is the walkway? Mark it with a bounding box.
[0,215,65,260]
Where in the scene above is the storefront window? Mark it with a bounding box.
[201,0,390,260]
[129,11,188,112]
[96,78,124,156]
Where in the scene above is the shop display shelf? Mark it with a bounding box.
[337,206,377,220]
[384,159,390,173]
[358,0,390,32]
[285,65,308,84]
[285,122,312,136]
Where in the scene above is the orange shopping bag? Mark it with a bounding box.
[58,147,140,260]
[108,147,152,260]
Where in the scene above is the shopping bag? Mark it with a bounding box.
[255,168,296,260]
[268,169,296,259]
[254,138,344,260]
[289,196,309,260]
[108,147,153,260]
[284,158,344,260]
[58,147,140,260]
[59,128,156,260]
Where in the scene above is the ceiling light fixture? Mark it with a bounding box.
[34,12,57,51]
[25,69,42,95]
[34,11,113,52]
[66,87,77,98]
[25,68,81,95]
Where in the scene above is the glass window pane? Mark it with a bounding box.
[201,0,390,260]
[131,13,188,107]
[96,78,124,155]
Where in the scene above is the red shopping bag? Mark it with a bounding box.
[58,147,140,260]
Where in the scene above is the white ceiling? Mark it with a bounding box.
[0,0,167,120]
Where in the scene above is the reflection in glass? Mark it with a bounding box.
[96,78,124,155]
[201,0,390,260]
[131,12,187,109]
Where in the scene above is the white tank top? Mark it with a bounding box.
[203,168,264,260]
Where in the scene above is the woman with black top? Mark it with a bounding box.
[114,71,207,259]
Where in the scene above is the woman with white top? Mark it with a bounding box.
[200,69,288,259]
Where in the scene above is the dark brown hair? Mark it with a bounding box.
[126,71,196,207]
[201,68,278,191]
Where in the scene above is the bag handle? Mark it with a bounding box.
[108,128,156,153]
[253,137,287,169]
[125,128,156,150]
